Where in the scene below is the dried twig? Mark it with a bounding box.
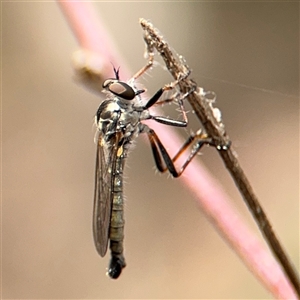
[140,18,299,297]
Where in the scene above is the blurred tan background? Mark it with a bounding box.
[2,2,299,299]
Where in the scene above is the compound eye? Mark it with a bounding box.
[108,82,135,100]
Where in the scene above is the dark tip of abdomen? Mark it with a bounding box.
[108,256,126,279]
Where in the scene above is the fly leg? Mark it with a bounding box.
[138,80,195,129]
[132,36,155,80]
[146,128,215,178]
[133,29,192,83]
[145,88,195,128]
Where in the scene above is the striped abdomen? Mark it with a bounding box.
[107,155,126,279]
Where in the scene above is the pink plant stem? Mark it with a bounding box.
[57,1,298,298]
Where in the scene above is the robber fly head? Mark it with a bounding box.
[102,66,145,101]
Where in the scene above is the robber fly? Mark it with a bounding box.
[93,66,214,279]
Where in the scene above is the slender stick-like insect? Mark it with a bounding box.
[93,64,215,279]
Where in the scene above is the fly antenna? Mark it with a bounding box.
[112,65,120,80]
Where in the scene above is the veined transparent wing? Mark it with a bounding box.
[93,131,121,257]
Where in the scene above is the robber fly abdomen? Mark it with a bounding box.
[107,155,126,279]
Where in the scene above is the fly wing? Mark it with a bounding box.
[93,132,120,257]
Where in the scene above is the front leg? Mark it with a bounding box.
[141,86,196,128]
